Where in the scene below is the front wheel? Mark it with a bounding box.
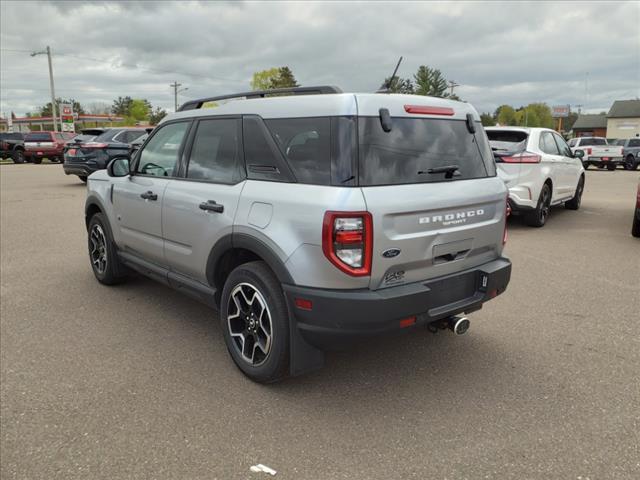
[624,155,638,171]
[221,261,290,383]
[582,161,589,170]
[524,183,552,227]
[87,213,127,285]
[12,150,25,164]
[565,175,585,210]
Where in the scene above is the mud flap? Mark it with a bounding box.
[287,303,325,377]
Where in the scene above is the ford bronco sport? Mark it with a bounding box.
[84,86,511,383]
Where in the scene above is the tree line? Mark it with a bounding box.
[481,104,577,131]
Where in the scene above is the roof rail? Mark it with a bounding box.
[177,85,343,111]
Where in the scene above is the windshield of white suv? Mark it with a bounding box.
[358,117,494,186]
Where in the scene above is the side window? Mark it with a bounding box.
[265,117,331,185]
[539,132,559,155]
[111,130,126,143]
[186,118,243,184]
[242,116,295,182]
[629,139,640,147]
[553,133,572,157]
[136,122,189,177]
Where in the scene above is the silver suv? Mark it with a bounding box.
[85,86,512,383]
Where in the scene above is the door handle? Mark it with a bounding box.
[199,200,224,213]
[140,191,158,201]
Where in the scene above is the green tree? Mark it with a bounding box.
[480,113,496,127]
[111,96,133,116]
[148,106,167,126]
[413,66,448,97]
[128,99,150,122]
[39,98,84,116]
[382,76,414,93]
[251,66,299,90]
[495,105,517,125]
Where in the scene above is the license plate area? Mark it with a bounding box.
[424,271,477,307]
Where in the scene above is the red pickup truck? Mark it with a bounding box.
[24,131,76,164]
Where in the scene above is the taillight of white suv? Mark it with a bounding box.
[322,211,373,276]
[500,151,541,163]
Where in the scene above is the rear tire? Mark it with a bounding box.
[633,208,640,238]
[12,150,25,164]
[606,164,616,171]
[220,261,290,383]
[525,183,552,227]
[87,213,127,285]
[565,175,584,210]
[625,155,638,171]
[582,162,589,170]
[79,176,87,183]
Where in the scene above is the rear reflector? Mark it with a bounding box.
[399,317,417,328]
[404,105,455,116]
[294,298,313,311]
[67,148,76,156]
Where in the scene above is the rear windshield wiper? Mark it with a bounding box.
[418,165,460,179]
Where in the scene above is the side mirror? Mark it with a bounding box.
[574,149,585,159]
[107,157,130,177]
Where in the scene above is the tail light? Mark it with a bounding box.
[586,147,592,156]
[322,211,373,276]
[503,198,510,245]
[500,151,541,163]
[404,105,455,116]
[80,143,108,149]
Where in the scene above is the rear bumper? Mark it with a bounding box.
[63,161,100,176]
[283,257,511,348]
[25,149,62,157]
[584,157,624,166]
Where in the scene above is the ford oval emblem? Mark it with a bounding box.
[382,248,401,258]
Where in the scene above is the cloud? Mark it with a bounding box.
[1,0,638,116]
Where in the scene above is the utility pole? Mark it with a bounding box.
[170,81,188,112]
[31,46,59,132]
[447,80,460,97]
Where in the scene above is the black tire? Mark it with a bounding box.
[633,208,640,238]
[582,162,589,170]
[87,212,127,285]
[606,164,616,171]
[12,150,25,164]
[79,176,87,183]
[220,261,290,383]
[524,183,552,227]
[624,155,638,171]
[32,157,42,165]
[565,175,585,210]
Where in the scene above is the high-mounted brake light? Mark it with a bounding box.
[501,151,541,164]
[404,105,455,116]
[322,211,373,276]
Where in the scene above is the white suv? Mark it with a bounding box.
[486,127,585,227]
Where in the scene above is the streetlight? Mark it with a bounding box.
[170,81,188,111]
[31,46,59,132]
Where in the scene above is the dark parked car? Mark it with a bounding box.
[0,132,26,163]
[612,138,640,170]
[24,131,76,164]
[64,128,106,150]
[63,127,149,182]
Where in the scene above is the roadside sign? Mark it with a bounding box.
[552,105,570,118]
[60,103,75,132]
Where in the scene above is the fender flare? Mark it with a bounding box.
[84,195,108,228]
[206,232,295,289]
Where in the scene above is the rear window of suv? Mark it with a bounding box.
[25,133,52,142]
[358,117,493,186]
[486,130,528,153]
[579,138,606,146]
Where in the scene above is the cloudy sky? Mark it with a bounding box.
[1,0,639,118]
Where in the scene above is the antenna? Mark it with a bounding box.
[377,56,403,93]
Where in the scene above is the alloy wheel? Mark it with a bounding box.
[89,224,108,275]
[227,283,273,366]
[539,188,551,224]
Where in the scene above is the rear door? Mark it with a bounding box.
[538,131,566,198]
[162,117,245,283]
[112,121,191,265]
[357,116,507,290]
[553,132,581,195]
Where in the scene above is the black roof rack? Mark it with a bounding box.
[177,85,343,111]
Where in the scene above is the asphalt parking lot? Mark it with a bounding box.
[1,165,639,479]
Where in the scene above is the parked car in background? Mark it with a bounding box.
[611,138,640,170]
[63,127,149,182]
[633,179,640,237]
[487,127,585,227]
[24,131,76,164]
[0,132,26,163]
[128,132,149,156]
[64,128,106,149]
[568,137,624,170]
